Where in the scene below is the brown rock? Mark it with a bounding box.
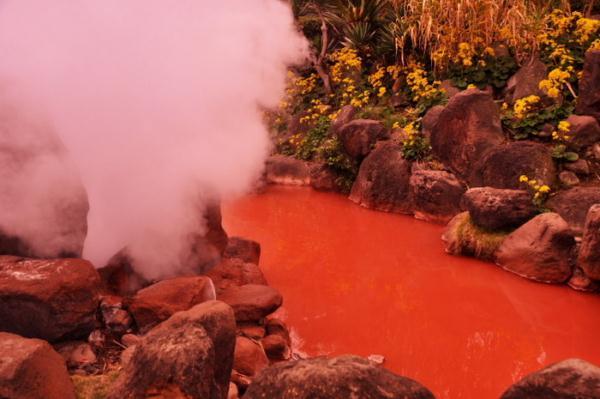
[576,50,600,121]
[0,257,100,341]
[109,300,236,399]
[336,119,388,159]
[238,323,266,340]
[265,155,311,186]
[500,358,600,399]
[98,250,149,297]
[100,295,132,335]
[205,258,267,295]
[244,355,435,399]
[0,332,76,399]
[121,333,140,347]
[262,334,291,361]
[421,105,444,140]
[504,57,547,103]
[223,237,261,265]
[430,90,505,179]
[330,105,356,134]
[218,284,282,322]
[568,267,599,292]
[349,142,412,214]
[472,141,556,189]
[128,276,215,333]
[234,336,269,377]
[566,114,600,149]
[495,213,575,283]
[564,159,590,175]
[578,204,600,280]
[547,186,600,234]
[440,80,460,99]
[409,170,465,224]
[558,170,580,188]
[309,162,348,193]
[462,187,537,230]
[265,318,291,346]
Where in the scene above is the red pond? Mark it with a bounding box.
[223,185,600,399]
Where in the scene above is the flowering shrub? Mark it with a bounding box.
[550,120,579,162]
[397,120,430,161]
[501,95,572,140]
[519,175,551,209]
[404,63,447,114]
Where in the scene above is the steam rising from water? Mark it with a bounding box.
[0,0,306,277]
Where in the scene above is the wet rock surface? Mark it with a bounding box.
[244,355,436,399]
[0,257,100,341]
[409,169,465,224]
[0,332,76,399]
[500,358,600,399]
[462,187,537,230]
[218,284,282,322]
[495,213,575,283]
[349,141,412,214]
[578,204,600,281]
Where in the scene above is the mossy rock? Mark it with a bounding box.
[71,370,120,399]
[442,212,510,261]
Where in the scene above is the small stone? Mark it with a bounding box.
[568,268,599,292]
[367,354,385,366]
[564,159,590,175]
[261,334,291,361]
[265,318,291,346]
[238,323,266,340]
[218,284,283,322]
[593,143,600,160]
[55,341,97,370]
[228,382,239,399]
[88,329,106,349]
[559,170,580,187]
[233,336,269,377]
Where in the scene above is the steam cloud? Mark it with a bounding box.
[0,0,306,278]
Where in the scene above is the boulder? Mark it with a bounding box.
[442,212,508,261]
[223,237,261,265]
[218,284,282,322]
[0,332,76,399]
[568,267,599,292]
[462,187,537,230]
[244,355,436,399]
[238,323,266,340]
[421,105,444,140]
[109,300,236,399]
[262,334,291,361]
[205,258,267,295]
[336,119,388,159]
[0,98,88,259]
[349,142,412,214]
[504,57,547,103]
[55,341,97,372]
[309,162,348,193]
[330,105,356,134]
[472,141,556,189]
[576,50,600,121]
[566,114,600,149]
[440,80,460,99]
[265,318,291,346]
[564,159,590,176]
[430,89,505,179]
[265,155,311,186]
[495,213,575,283]
[128,276,215,333]
[0,257,101,341]
[234,336,269,377]
[547,186,600,234]
[500,358,600,399]
[578,204,600,280]
[409,170,465,224]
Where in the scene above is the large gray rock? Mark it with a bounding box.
[409,169,465,224]
[336,119,388,159]
[0,332,76,399]
[109,300,236,399]
[472,141,556,189]
[244,355,435,399]
[576,50,600,121]
[462,187,537,230]
[547,186,600,234]
[578,204,600,280]
[500,358,600,399]
[349,142,412,214]
[430,90,505,179]
[495,213,575,283]
[0,257,101,341]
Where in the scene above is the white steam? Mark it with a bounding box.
[0,0,306,277]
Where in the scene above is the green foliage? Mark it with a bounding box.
[295,116,331,161]
[72,370,120,399]
[319,135,359,192]
[502,102,573,140]
[450,212,510,260]
[551,144,579,161]
[449,54,517,89]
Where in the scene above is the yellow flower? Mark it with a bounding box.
[538,185,551,194]
[558,121,571,133]
[519,175,529,183]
